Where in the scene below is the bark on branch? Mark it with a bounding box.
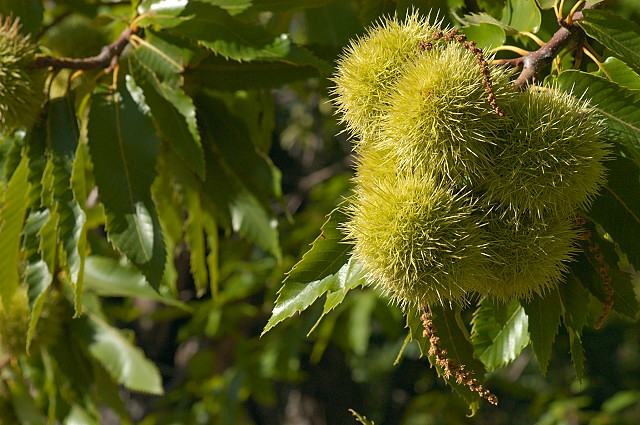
[497,2,604,88]
[33,26,135,72]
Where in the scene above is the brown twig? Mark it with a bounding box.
[496,2,605,88]
[421,309,498,405]
[32,26,136,72]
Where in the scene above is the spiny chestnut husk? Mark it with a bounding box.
[0,286,66,357]
[0,17,45,133]
[336,14,608,307]
[332,12,437,142]
[380,42,511,181]
[345,164,491,308]
[480,88,608,220]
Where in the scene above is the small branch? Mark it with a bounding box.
[33,26,136,72]
[496,2,605,88]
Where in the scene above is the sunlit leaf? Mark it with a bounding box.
[556,71,640,153]
[471,299,529,370]
[462,22,506,49]
[458,12,518,36]
[87,78,165,289]
[47,97,86,310]
[523,288,562,375]
[262,208,351,335]
[73,313,164,394]
[129,41,205,179]
[501,0,541,33]
[83,256,190,310]
[599,57,640,91]
[579,9,640,73]
[0,155,30,309]
[308,258,369,335]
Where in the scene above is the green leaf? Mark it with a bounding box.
[129,41,205,179]
[501,0,541,33]
[599,57,640,91]
[535,0,556,9]
[579,9,640,73]
[573,215,640,321]
[83,256,190,310]
[185,57,319,91]
[197,94,281,203]
[248,0,337,13]
[556,71,640,151]
[308,258,368,334]
[458,12,518,36]
[560,272,592,332]
[230,189,281,260]
[47,97,87,310]
[522,288,562,375]
[587,156,640,281]
[152,2,330,71]
[568,327,585,381]
[471,299,529,370]
[183,185,208,296]
[73,313,164,395]
[23,209,57,352]
[87,78,165,290]
[0,155,30,309]
[262,208,351,335]
[461,22,506,49]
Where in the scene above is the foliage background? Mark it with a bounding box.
[0,0,640,424]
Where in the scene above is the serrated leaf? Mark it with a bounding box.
[231,189,282,260]
[587,156,640,282]
[522,289,562,375]
[308,258,368,335]
[248,0,337,13]
[150,2,330,71]
[462,22,506,49]
[458,12,518,36]
[579,9,640,73]
[87,78,165,289]
[83,256,190,310]
[73,313,164,394]
[406,304,486,412]
[573,217,639,321]
[198,94,281,201]
[185,57,319,91]
[47,97,87,309]
[556,71,640,151]
[129,41,205,179]
[560,272,592,331]
[471,299,529,370]
[599,57,640,91]
[568,328,585,381]
[262,208,351,335]
[0,155,30,309]
[501,0,541,33]
[183,186,208,296]
[23,209,57,352]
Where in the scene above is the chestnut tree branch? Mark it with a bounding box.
[496,2,605,88]
[33,26,135,72]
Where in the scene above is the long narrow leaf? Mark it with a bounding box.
[0,155,30,309]
[87,78,165,289]
[579,9,640,73]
